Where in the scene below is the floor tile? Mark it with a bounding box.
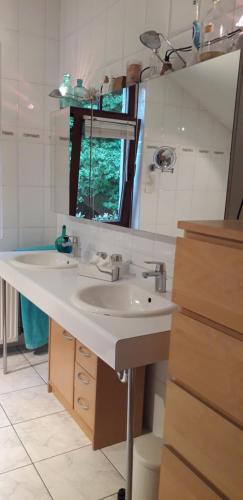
[102,441,126,478]
[36,446,125,500]
[22,350,48,366]
[0,405,10,428]
[34,362,48,383]
[0,426,31,473]
[0,366,44,395]
[0,385,63,424]
[0,465,51,499]
[14,411,90,462]
[0,351,30,371]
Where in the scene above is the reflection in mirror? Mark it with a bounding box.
[51,50,241,236]
[51,88,139,227]
[136,50,240,235]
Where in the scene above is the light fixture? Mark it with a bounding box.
[139,30,187,68]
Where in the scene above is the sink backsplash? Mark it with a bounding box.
[57,215,176,290]
[57,213,175,437]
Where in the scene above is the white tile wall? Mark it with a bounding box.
[58,0,243,434]
[0,0,60,250]
[138,73,232,236]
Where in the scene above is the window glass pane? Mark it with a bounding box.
[74,90,128,222]
[80,100,98,110]
[69,115,74,165]
[102,90,124,113]
[76,137,124,222]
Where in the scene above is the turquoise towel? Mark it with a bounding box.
[16,245,55,350]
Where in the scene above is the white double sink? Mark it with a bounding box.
[11,251,175,319]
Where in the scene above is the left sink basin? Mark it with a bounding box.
[11,252,78,270]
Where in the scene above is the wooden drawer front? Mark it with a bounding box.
[172,237,243,333]
[76,341,97,378]
[49,321,75,407]
[170,312,243,427]
[159,447,221,500]
[164,382,243,499]
[74,363,96,430]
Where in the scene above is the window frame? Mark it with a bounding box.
[69,85,140,228]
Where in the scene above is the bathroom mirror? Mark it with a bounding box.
[51,50,242,236]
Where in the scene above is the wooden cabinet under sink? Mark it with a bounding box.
[48,319,145,449]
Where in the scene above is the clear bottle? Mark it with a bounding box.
[59,73,73,108]
[74,79,87,99]
[199,0,229,62]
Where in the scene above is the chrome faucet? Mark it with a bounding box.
[142,261,166,293]
[95,252,123,282]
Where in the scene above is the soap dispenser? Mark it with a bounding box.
[55,225,73,254]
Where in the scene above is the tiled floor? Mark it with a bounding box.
[0,348,126,500]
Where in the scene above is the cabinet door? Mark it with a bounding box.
[172,237,243,333]
[164,382,243,499]
[169,312,243,427]
[76,340,97,379]
[159,448,221,500]
[49,320,75,408]
[74,363,96,430]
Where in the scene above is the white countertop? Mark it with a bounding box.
[0,252,173,371]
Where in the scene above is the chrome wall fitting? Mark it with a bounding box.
[149,146,176,173]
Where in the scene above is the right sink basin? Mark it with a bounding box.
[72,283,176,318]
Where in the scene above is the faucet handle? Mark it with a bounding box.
[96,251,108,260]
[144,261,166,272]
[111,254,123,264]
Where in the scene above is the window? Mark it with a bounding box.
[69,86,140,227]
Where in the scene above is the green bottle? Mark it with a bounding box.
[55,225,72,254]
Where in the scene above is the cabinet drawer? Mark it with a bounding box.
[173,237,243,333]
[169,312,243,426]
[74,363,96,430]
[76,341,97,379]
[49,321,75,407]
[159,447,221,500]
[164,382,243,499]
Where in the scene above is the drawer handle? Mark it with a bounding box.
[77,398,89,410]
[62,330,73,341]
[78,346,91,358]
[77,372,90,385]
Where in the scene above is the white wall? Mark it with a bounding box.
[139,72,232,235]
[59,0,243,87]
[58,0,243,436]
[0,0,60,250]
